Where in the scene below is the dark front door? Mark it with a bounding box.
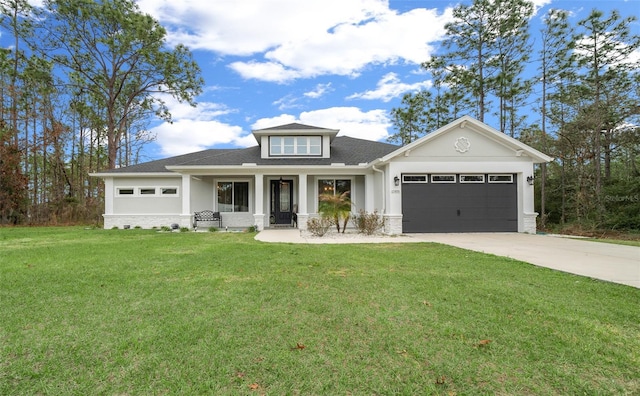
[270,179,293,225]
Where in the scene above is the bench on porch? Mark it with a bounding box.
[193,210,222,230]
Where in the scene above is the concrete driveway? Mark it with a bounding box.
[256,230,640,288]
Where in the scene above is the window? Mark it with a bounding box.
[161,187,178,195]
[431,175,456,183]
[318,179,351,206]
[139,188,156,195]
[117,188,134,195]
[270,136,322,156]
[488,174,513,183]
[217,181,249,212]
[403,175,427,183]
[460,175,485,183]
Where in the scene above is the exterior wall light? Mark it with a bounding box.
[526,175,534,185]
[394,176,400,186]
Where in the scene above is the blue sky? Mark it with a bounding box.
[132,0,639,160]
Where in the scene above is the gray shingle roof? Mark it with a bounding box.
[100,136,399,173]
[255,123,332,131]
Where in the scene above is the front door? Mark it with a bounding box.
[270,179,293,225]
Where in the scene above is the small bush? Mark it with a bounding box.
[180,227,190,232]
[160,226,171,232]
[246,226,258,233]
[134,225,142,229]
[208,227,218,232]
[111,226,119,230]
[352,210,384,235]
[306,217,332,237]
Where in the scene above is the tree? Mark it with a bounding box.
[572,9,640,220]
[537,8,574,227]
[388,91,432,145]
[41,0,204,169]
[318,191,351,233]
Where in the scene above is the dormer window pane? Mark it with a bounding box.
[284,137,295,154]
[269,135,322,156]
[270,137,282,155]
[297,137,308,154]
[309,137,321,154]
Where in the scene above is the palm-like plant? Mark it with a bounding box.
[318,191,351,233]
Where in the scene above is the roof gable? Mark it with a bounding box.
[381,115,553,164]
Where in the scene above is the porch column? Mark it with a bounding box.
[181,174,191,215]
[180,175,193,228]
[254,174,265,230]
[297,173,308,230]
[104,177,114,215]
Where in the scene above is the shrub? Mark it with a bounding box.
[208,227,218,232]
[352,210,384,235]
[306,217,332,237]
[160,226,171,232]
[180,227,190,232]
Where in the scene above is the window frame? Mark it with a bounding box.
[488,174,514,183]
[269,135,322,157]
[116,187,135,196]
[316,177,353,212]
[430,174,456,183]
[460,174,486,183]
[216,180,250,213]
[402,174,428,183]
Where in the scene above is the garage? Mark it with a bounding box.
[401,174,517,233]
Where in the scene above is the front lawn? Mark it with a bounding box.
[1,227,638,395]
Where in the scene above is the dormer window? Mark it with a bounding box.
[270,136,321,156]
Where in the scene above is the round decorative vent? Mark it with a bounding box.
[454,137,470,153]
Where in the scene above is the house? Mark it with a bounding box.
[91,116,552,234]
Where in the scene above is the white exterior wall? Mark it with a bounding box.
[106,176,185,229]
[381,123,541,234]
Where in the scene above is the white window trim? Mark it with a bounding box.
[315,176,355,212]
[488,174,514,183]
[159,187,180,197]
[116,187,135,196]
[139,187,157,196]
[269,136,322,157]
[430,174,456,183]
[402,174,428,183]
[215,180,251,213]
[460,174,486,183]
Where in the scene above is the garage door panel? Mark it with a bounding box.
[402,174,517,233]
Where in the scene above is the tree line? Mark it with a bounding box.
[0,0,203,225]
[390,0,640,231]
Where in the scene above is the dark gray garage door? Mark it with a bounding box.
[402,174,517,233]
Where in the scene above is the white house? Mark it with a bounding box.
[91,116,552,234]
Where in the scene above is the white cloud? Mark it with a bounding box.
[152,119,249,156]
[252,107,391,142]
[347,72,431,102]
[149,93,254,156]
[137,0,453,82]
[304,83,333,99]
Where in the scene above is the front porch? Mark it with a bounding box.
[181,171,390,232]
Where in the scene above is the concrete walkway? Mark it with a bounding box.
[255,230,640,289]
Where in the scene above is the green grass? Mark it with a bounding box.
[585,238,640,247]
[1,227,639,395]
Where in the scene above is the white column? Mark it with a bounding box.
[104,177,114,215]
[297,173,307,214]
[254,173,264,215]
[181,174,191,215]
[253,174,265,230]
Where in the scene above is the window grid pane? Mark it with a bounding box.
[217,182,233,212]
